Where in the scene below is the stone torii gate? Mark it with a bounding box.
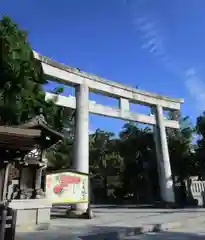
[34,51,184,214]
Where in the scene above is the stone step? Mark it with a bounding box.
[50,204,72,217]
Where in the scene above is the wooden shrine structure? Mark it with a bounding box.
[0,115,64,230]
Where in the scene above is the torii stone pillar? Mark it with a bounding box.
[73,83,89,214]
[153,105,175,203]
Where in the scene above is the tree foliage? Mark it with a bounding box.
[168,116,195,179]
[0,15,71,130]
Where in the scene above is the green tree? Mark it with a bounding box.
[195,111,205,177]
[46,138,73,170]
[0,15,71,130]
[89,129,123,202]
[0,15,75,170]
[168,116,196,180]
[119,122,158,203]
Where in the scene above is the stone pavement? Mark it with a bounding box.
[124,223,205,239]
[124,231,205,239]
[15,207,205,239]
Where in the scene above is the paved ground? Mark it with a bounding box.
[124,224,205,239]
[124,231,205,239]
[15,207,205,239]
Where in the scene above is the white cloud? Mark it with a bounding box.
[89,123,96,134]
[126,0,171,69]
[125,0,205,111]
[89,128,96,134]
[185,68,205,110]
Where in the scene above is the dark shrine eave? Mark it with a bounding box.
[19,115,64,140]
[0,126,41,151]
[0,115,64,151]
[18,115,65,149]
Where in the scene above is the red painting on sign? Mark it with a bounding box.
[53,174,81,195]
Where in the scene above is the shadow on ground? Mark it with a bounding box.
[140,231,205,239]
[15,225,205,239]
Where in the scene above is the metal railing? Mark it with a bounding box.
[0,201,17,240]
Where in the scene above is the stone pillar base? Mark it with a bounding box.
[67,208,95,219]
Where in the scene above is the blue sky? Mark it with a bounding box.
[1,0,205,134]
